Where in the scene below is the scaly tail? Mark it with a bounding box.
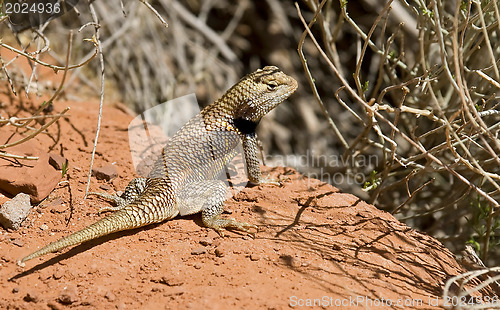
[18,178,174,266]
[18,209,142,265]
[18,202,163,266]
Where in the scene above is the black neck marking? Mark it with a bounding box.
[234,117,259,135]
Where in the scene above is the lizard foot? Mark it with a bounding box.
[252,174,285,186]
[97,205,125,214]
[88,192,127,214]
[204,216,258,237]
[258,178,281,186]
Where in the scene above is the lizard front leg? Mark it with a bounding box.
[176,180,257,236]
[241,133,280,185]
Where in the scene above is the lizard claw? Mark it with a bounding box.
[204,216,257,237]
[258,175,283,186]
[97,205,124,214]
[88,192,127,213]
[214,228,225,238]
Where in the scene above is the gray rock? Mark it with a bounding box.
[0,193,32,230]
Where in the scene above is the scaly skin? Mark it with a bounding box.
[19,66,298,265]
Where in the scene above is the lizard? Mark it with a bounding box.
[18,66,298,265]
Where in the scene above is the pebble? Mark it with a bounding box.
[104,291,116,302]
[199,238,212,246]
[24,290,40,303]
[214,247,225,257]
[48,153,68,170]
[92,165,118,181]
[43,197,64,209]
[57,285,78,305]
[53,268,64,280]
[162,276,184,287]
[190,247,206,255]
[100,184,113,191]
[11,239,25,247]
[250,254,261,261]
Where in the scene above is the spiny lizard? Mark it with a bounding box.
[19,66,298,265]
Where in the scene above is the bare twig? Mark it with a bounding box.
[84,3,106,200]
[296,0,348,148]
[138,0,168,28]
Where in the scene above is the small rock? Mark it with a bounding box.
[50,203,67,214]
[250,254,261,261]
[290,257,302,268]
[0,193,32,230]
[24,290,41,303]
[38,269,53,281]
[53,268,64,280]
[199,238,212,246]
[214,247,225,257]
[57,285,78,305]
[99,184,112,191]
[11,238,25,247]
[43,197,64,209]
[190,247,206,255]
[104,291,116,301]
[153,275,184,287]
[92,165,118,181]
[115,303,127,310]
[48,153,68,171]
[39,224,49,231]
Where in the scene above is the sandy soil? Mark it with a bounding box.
[0,59,474,309]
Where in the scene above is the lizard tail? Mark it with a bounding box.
[19,208,145,265]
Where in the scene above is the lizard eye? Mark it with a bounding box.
[267,81,278,91]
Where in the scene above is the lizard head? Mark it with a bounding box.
[233,66,298,123]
